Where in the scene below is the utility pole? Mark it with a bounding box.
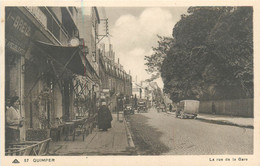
[97,18,109,44]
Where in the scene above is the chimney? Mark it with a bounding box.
[113,52,115,62]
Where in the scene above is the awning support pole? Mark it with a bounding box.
[58,48,79,79]
[50,61,64,94]
[24,69,51,98]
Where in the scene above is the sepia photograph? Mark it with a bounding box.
[1,2,259,166]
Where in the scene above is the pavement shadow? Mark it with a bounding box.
[126,114,170,155]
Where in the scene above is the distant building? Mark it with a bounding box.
[132,81,146,99]
[99,44,132,111]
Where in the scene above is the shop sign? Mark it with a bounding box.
[6,40,26,55]
[12,15,31,37]
[6,10,34,55]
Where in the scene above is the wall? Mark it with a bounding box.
[199,98,253,117]
[78,7,99,75]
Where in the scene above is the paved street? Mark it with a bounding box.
[126,107,253,155]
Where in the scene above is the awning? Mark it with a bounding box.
[35,40,85,76]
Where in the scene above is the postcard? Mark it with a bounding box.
[1,0,260,166]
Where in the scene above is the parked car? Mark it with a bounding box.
[175,100,199,119]
[137,101,147,113]
[157,104,166,112]
[124,104,134,115]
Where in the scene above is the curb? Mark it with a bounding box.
[166,112,253,129]
[166,112,175,115]
[196,117,254,129]
[123,117,135,149]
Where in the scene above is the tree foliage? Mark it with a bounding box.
[144,35,174,82]
[146,7,253,102]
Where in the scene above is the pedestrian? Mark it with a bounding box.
[118,97,124,112]
[98,102,113,131]
[169,104,173,112]
[134,95,137,110]
[5,96,24,148]
[212,102,216,115]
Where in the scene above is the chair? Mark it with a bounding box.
[74,118,88,141]
[5,138,51,156]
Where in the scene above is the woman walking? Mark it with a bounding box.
[98,102,113,131]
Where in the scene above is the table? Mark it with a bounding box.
[50,124,64,142]
[64,122,75,141]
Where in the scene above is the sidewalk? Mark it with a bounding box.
[48,113,135,155]
[197,113,254,129]
[166,112,254,129]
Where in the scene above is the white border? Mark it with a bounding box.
[1,1,259,166]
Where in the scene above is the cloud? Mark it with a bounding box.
[117,48,148,80]
[109,7,184,87]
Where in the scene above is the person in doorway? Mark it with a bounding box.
[5,96,24,148]
[98,102,113,131]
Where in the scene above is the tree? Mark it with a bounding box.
[161,7,228,101]
[207,7,253,97]
[157,7,253,101]
[144,35,174,82]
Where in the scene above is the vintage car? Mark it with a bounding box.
[158,104,166,112]
[124,104,134,115]
[175,100,199,119]
[137,101,147,113]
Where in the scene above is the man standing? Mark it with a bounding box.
[169,104,173,112]
[98,102,113,131]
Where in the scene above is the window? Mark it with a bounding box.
[68,7,74,16]
[46,11,60,41]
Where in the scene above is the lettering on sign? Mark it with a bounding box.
[6,41,26,55]
[12,15,31,37]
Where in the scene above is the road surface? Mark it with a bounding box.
[126,107,253,155]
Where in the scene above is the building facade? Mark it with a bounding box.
[99,44,132,111]
[5,6,132,143]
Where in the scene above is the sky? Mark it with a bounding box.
[100,7,188,88]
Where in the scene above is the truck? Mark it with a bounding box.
[175,100,199,119]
